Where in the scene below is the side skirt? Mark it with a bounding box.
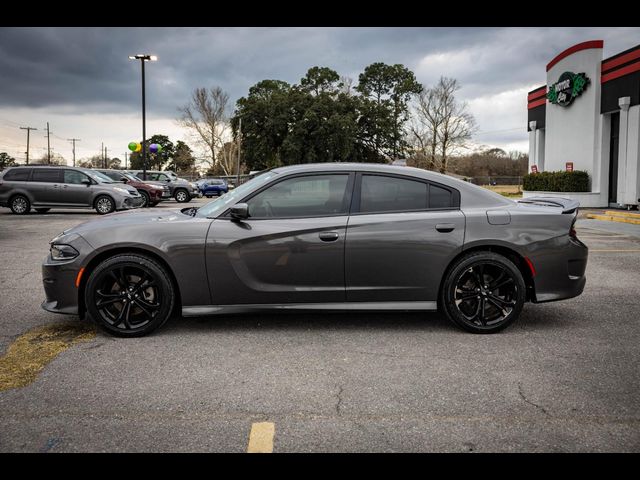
[182,301,438,317]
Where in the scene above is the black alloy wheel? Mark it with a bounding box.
[85,254,175,337]
[10,195,30,215]
[441,252,525,333]
[139,190,150,208]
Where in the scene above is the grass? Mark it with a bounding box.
[483,185,523,198]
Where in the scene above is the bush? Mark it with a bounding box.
[523,170,589,192]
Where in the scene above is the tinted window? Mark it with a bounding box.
[32,169,62,183]
[210,180,223,185]
[247,174,349,218]
[429,184,453,208]
[360,175,427,213]
[3,168,31,181]
[101,171,121,181]
[157,174,169,181]
[64,170,90,184]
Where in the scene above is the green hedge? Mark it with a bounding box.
[523,170,589,192]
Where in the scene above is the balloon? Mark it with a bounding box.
[157,144,163,153]
[128,142,137,152]
[134,143,142,152]
[149,143,159,154]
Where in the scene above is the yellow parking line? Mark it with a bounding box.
[590,249,640,252]
[247,422,275,453]
[0,322,96,392]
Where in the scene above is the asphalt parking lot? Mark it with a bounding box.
[0,199,639,452]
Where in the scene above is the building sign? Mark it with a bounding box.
[547,72,590,107]
[531,165,538,173]
[566,162,573,172]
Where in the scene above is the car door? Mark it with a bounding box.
[58,169,94,206]
[30,168,63,204]
[205,172,354,305]
[345,173,465,303]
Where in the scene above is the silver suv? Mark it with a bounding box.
[0,165,144,215]
[128,170,200,203]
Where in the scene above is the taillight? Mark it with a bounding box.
[569,219,578,239]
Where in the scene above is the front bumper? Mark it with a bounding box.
[42,256,82,315]
[117,195,145,210]
[530,236,588,303]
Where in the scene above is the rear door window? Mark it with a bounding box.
[32,169,62,183]
[359,175,428,213]
[3,168,31,181]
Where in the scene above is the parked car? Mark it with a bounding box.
[198,178,229,197]
[128,170,199,203]
[41,163,588,337]
[0,165,144,215]
[94,169,170,208]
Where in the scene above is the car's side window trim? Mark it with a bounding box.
[219,171,356,220]
[350,172,460,215]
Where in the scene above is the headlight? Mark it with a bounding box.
[50,244,79,261]
[113,187,130,194]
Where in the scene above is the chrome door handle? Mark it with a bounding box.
[435,223,455,233]
[318,231,339,242]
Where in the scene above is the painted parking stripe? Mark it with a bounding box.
[0,322,96,392]
[247,422,275,453]
[589,249,640,252]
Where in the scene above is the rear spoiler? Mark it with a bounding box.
[517,196,580,214]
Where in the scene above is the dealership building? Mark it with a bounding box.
[526,40,640,207]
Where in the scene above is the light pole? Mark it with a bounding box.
[128,54,157,180]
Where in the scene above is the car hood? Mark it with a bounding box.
[64,208,195,236]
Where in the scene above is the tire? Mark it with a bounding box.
[9,195,30,215]
[138,190,150,208]
[149,202,159,207]
[440,251,525,334]
[174,189,189,203]
[94,195,115,215]
[84,254,175,337]
[35,208,51,213]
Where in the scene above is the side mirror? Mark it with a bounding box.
[121,178,128,183]
[81,179,92,186]
[230,203,249,220]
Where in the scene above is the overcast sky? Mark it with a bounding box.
[0,27,638,164]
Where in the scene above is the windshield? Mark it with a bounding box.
[87,170,116,183]
[123,173,141,182]
[195,171,278,218]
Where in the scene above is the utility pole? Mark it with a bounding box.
[19,126,37,165]
[236,117,242,186]
[101,142,104,168]
[105,146,108,168]
[123,152,128,170]
[67,138,80,167]
[45,122,52,164]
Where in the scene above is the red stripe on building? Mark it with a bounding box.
[602,46,640,72]
[527,97,546,109]
[601,61,640,83]
[528,88,547,101]
[547,40,604,71]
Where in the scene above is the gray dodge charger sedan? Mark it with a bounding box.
[41,163,588,336]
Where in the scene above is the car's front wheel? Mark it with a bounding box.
[440,251,525,333]
[85,254,175,337]
[138,190,150,208]
[174,189,189,203]
[94,195,115,215]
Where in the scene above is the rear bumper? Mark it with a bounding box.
[530,236,588,303]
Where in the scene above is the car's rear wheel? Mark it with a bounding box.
[10,195,30,215]
[174,189,189,203]
[138,190,150,208]
[85,254,175,337]
[440,252,525,333]
[94,195,115,215]
[35,208,50,213]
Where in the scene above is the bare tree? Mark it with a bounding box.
[340,76,354,96]
[409,77,476,173]
[178,86,231,172]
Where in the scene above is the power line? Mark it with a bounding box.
[20,126,37,165]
